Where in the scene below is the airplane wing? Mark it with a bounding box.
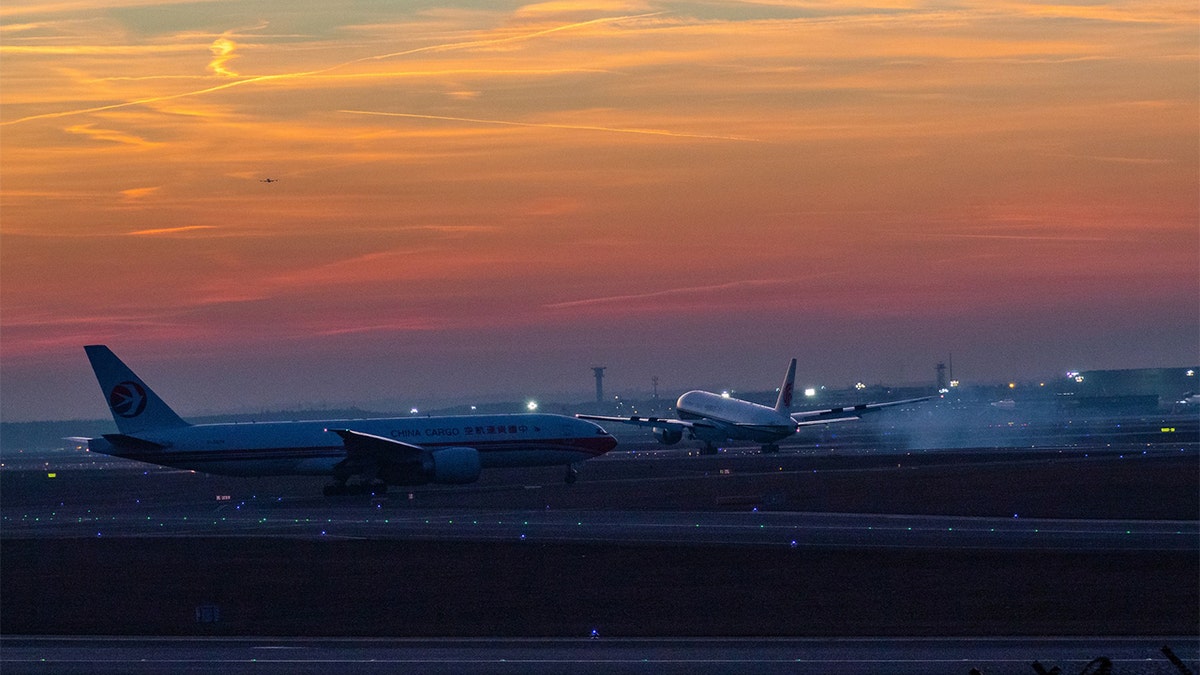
[574,414,701,430]
[326,428,482,485]
[327,428,425,462]
[790,396,931,426]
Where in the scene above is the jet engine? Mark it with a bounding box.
[426,446,482,484]
[378,446,482,485]
[654,427,684,445]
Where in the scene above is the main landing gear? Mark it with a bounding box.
[323,481,387,497]
[759,443,780,454]
[564,464,581,484]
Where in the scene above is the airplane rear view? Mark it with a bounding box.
[578,358,930,454]
[81,346,617,495]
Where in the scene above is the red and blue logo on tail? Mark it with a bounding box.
[109,381,148,418]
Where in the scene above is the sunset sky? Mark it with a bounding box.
[2,0,1197,421]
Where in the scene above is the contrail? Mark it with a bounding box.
[128,225,219,236]
[920,232,1114,243]
[341,110,760,142]
[357,12,663,63]
[2,72,297,126]
[544,278,798,310]
[2,12,661,127]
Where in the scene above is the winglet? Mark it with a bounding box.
[774,358,798,414]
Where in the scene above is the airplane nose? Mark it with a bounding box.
[577,419,619,454]
[600,432,618,453]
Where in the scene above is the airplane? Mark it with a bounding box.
[259,178,278,183]
[79,345,617,495]
[577,358,930,454]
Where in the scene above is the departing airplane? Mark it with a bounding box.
[80,345,617,495]
[577,359,930,454]
[259,178,277,183]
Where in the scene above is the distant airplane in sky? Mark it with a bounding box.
[578,359,930,454]
[259,177,277,183]
[79,345,617,495]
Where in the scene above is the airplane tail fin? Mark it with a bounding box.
[774,358,798,414]
[84,345,190,434]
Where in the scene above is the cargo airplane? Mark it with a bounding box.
[578,359,929,454]
[80,345,617,495]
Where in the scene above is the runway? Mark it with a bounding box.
[3,437,1197,666]
[3,636,1197,675]
[2,442,1196,550]
[4,500,1196,552]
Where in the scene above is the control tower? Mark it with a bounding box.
[592,367,606,404]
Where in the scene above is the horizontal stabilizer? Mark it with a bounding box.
[101,434,168,452]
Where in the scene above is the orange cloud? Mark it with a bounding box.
[207,36,238,77]
[65,123,158,146]
[120,186,161,200]
[0,11,664,127]
[1,1,1195,417]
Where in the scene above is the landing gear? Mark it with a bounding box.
[564,465,578,484]
[322,481,388,497]
[699,443,719,455]
[760,443,780,454]
[323,482,349,497]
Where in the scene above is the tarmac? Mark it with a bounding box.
[2,415,1197,673]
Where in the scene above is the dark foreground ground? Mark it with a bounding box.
[3,536,1195,638]
[2,445,1197,638]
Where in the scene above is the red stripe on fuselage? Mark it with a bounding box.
[106,434,617,466]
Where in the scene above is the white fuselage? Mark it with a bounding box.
[675,391,796,444]
[88,413,616,477]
